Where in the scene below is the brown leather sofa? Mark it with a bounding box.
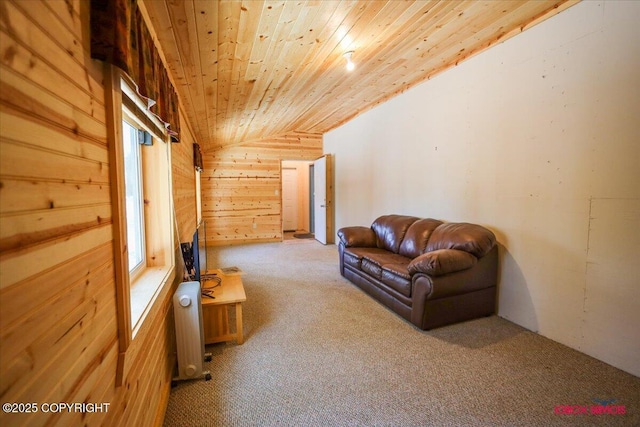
[337,215,498,330]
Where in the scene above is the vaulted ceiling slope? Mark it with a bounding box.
[142,0,577,151]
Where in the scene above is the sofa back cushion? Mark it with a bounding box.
[426,222,496,258]
[398,218,443,258]
[371,215,419,253]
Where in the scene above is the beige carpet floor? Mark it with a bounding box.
[163,239,640,426]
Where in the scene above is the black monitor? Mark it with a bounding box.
[192,221,207,281]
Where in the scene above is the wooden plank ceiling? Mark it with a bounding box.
[141,0,578,151]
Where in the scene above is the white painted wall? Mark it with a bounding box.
[325,1,640,377]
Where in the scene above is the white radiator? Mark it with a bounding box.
[173,281,211,382]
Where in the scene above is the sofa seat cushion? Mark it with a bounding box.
[361,251,411,270]
[360,251,412,297]
[343,247,390,270]
[343,250,362,269]
[361,258,382,279]
[381,264,412,297]
[343,247,413,297]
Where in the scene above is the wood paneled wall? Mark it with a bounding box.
[0,1,197,425]
[172,123,198,244]
[203,133,322,246]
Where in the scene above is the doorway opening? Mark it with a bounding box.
[281,160,313,241]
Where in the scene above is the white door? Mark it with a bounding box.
[313,156,327,244]
[282,168,298,231]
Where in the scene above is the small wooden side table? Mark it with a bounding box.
[201,269,246,345]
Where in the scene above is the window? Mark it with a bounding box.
[119,79,175,332]
[106,68,175,385]
[122,119,145,277]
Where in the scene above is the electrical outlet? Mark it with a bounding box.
[252,223,257,229]
[275,189,279,196]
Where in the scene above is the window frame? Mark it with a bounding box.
[105,66,176,386]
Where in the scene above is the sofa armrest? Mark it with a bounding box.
[337,226,376,247]
[408,249,477,277]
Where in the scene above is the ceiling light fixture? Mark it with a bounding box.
[343,51,355,71]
